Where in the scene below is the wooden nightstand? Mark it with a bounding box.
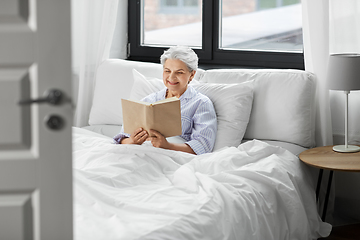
[299,145,360,222]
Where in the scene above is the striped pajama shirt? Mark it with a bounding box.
[113,85,217,155]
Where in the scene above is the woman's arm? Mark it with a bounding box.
[185,100,217,155]
[148,130,196,154]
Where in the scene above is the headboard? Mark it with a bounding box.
[88,59,316,148]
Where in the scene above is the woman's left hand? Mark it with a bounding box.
[148,129,196,154]
[148,129,170,149]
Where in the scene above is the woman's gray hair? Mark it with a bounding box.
[160,46,198,72]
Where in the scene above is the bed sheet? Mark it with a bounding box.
[73,127,331,240]
[82,125,307,156]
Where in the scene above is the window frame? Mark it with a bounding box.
[127,0,304,69]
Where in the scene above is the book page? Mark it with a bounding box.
[122,98,182,138]
[148,98,182,137]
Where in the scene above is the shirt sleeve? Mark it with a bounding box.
[113,125,130,144]
[185,99,217,155]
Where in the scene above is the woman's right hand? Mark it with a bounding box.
[120,128,148,145]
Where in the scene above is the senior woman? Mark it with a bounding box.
[113,46,217,155]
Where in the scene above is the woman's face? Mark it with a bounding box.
[163,59,195,98]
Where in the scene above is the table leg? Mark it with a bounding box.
[322,170,334,221]
[316,169,323,202]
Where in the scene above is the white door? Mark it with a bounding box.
[0,1,73,239]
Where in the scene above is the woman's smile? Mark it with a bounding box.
[167,80,179,85]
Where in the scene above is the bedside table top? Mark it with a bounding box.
[299,145,360,172]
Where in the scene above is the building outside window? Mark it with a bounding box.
[159,0,199,14]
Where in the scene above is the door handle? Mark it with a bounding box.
[19,89,64,106]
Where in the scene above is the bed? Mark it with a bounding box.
[73,59,332,239]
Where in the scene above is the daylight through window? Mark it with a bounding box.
[129,0,304,69]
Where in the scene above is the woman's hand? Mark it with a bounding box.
[120,128,148,145]
[148,130,196,154]
[148,130,170,149]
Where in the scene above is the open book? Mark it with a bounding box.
[121,97,182,138]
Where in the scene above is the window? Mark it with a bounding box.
[128,0,304,69]
[257,0,300,10]
[144,0,202,47]
[159,0,199,14]
[220,0,303,53]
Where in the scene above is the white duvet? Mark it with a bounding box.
[73,127,331,240]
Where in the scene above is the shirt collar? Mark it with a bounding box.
[163,85,196,101]
[179,85,196,100]
[160,87,167,99]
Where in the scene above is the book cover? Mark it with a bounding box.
[121,97,182,138]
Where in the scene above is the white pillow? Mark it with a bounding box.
[130,69,254,151]
[200,69,316,148]
[89,59,164,126]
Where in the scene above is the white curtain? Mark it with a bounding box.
[302,0,333,147]
[72,0,119,127]
[302,1,335,223]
